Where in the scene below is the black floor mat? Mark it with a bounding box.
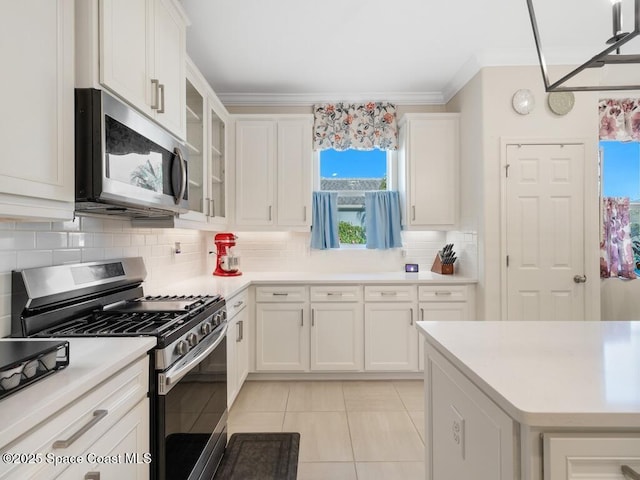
[213,432,300,480]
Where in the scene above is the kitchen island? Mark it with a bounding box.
[417,321,640,480]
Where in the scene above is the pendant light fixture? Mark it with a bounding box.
[526,0,640,91]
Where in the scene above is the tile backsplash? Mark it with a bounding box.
[0,217,209,337]
[0,216,478,338]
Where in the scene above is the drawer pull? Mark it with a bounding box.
[435,291,453,296]
[233,300,244,308]
[272,292,289,296]
[410,308,414,326]
[311,308,315,326]
[85,473,100,480]
[380,291,398,296]
[300,309,304,327]
[326,292,343,296]
[53,410,108,449]
[622,465,640,480]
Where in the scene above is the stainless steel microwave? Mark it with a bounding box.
[75,88,188,218]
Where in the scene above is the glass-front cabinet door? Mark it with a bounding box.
[209,104,226,220]
[179,58,228,227]
[185,76,206,218]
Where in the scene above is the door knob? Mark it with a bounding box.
[573,274,587,283]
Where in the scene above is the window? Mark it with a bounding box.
[319,148,389,244]
[600,140,640,274]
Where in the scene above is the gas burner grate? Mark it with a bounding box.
[38,311,185,337]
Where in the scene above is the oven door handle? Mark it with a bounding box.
[158,323,228,395]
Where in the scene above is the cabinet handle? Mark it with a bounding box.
[412,205,416,221]
[85,473,100,480]
[151,79,160,110]
[420,308,424,321]
[300,309,304,327]
[311,309,315,327]
[381,291,398,297]
[304,206,307,222]
[269,205,272,221]
[410,308,414,326]
[53,410,108,449]
[236,321,241,342]
[622,465,640,480]
[272,292,289,296]
[326,292,343,297]
[240,320,244,341]
[158,83,165,113]
[210,199,215,217]
[435,291,452,296]
[233,300,244,308]
[204,197,210,216]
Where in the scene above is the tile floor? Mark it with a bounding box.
[228,380,425,480]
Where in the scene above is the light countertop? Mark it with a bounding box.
[0,337,155,447]
[417,320,640,428]
[161,271,477,300]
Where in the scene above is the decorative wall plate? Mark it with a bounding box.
[547,91,575,115]
[512,89,535,115]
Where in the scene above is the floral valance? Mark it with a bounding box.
[599,98,640,141]
[313,102,398,151]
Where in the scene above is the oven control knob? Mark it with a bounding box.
[214,313,221,326]
[187,332,198,347]
[176,340,190,355]
[200,322,212,335]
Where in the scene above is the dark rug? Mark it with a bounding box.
[213,432,300,480]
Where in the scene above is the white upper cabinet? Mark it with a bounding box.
[81,0,188,139]
[235,116,312,229]
[398,113,459,229]
[178,57,229,228]
[0,0,75,221]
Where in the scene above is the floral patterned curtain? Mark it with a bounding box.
[600,197,637,279]
[599,99,640,141]
[313,102,398,151]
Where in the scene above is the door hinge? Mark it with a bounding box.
[506,255,509,267]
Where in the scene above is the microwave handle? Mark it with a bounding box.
[173,147,187,205]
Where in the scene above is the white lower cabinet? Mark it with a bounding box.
[227,289,249,406]
[256,302,309,372]
[310,286,363,372]
[58,399,150,480]
[425,342,640,480]
[364,302,418,371]
[425,344,513,480]
[253,283,474,375]
[0,357,149,480]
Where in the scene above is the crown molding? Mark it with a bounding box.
[216,91,445,106]
[217,48,557,107]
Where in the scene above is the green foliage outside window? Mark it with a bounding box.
[338,221,366,244]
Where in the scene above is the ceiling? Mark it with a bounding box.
[179,0,635,106]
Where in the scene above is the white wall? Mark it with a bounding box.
[0,216,210,337]
[447,65,603,320]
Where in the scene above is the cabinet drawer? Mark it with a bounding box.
[419,285,468,302]
[543,433,640,480]
[0,357,149,480]
[310,285,362,302]
[256,285,308,302]
[227,289,249,318]
[364,285,417,302]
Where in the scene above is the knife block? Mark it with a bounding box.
[431,254,454,275]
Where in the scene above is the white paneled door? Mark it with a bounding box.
[506,144,586,320]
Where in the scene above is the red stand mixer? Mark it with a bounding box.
[212,233,242,276]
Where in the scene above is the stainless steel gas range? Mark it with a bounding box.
[11,257,228,480]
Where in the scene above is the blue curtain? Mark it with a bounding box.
[311,191,340,249]
[365,191,402,249]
